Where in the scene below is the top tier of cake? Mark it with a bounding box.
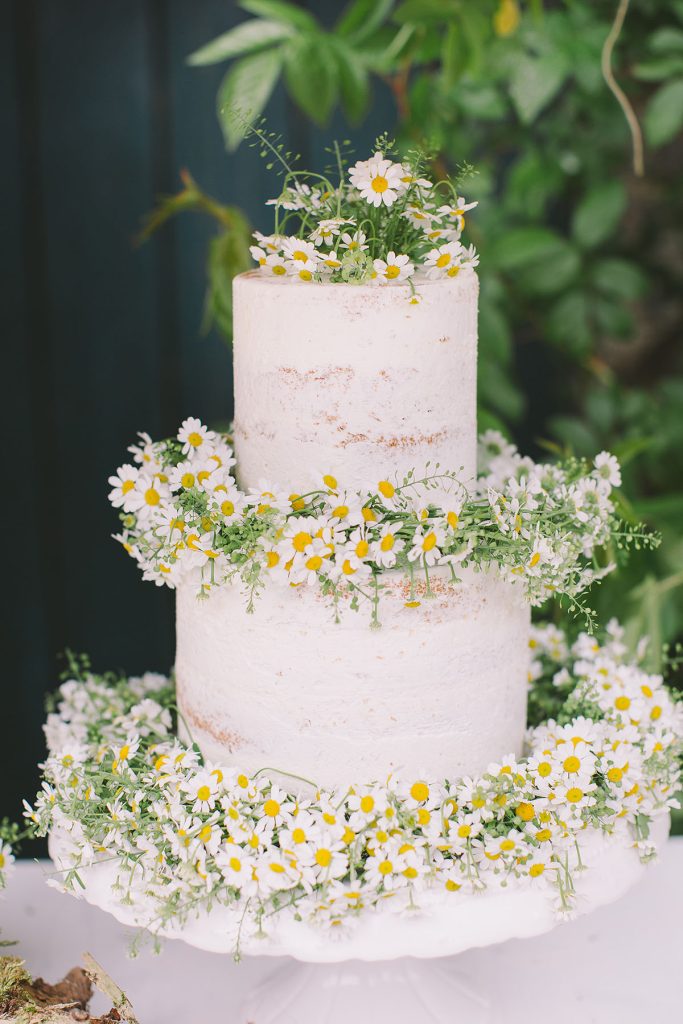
[232,271,478,497]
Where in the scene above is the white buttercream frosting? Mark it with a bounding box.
[232,272,479,498]
[175,567,530,789]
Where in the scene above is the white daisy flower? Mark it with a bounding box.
[177,417,214,455]
[373,252,414,284]
[249,244,267,266]
[423,241,467,280]
[370,525,405,568]
[108,464,139,508]
[281,237,320,265]
[339,229,368,252]
[287,258,318,282]
[436,198,478,232]
[348,153,406,208]
[309,218,349,245]
[318,250,343,273]
[407,525,445,566]
[263,252,287,277]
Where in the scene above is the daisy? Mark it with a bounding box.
[364,846,409,891]
[370,525,405,568]
[108,464,139,508]
[252,231,282,253]
[423,241,467,280]
[263,252,287,277]
[436,198,478,232]
[249,244,267,266]
[287,258,318,282]
[339,229,368,252]
[177,417,214,456]
[309,218,348,245]
[216,844,257,896]
[348,153,406,208]
[373,252,414,284]
[407,524,445,566]
[318,250,342,273]
[281,237,320,265]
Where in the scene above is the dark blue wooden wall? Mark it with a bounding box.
[3,0,394,844]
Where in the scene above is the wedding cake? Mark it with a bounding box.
[175,271,530,787]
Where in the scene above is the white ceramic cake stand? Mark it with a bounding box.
[48,816,669,1023]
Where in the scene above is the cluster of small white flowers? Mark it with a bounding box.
[108,419,642,625]
[249,149,479,290]
[26,624,681,943]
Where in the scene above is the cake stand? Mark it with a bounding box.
[48,815,670,1023]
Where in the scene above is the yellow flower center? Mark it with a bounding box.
[422,532,437,551]
[447,511,459,528]
[306,555,323,571]
[144,488,160,506]
[272,264,286,276]
[515,802,534,821]
[332,504,349,519]
[378,859,393,875]
[410,782,429,802]
[566,788,584,804]
[380,534,395,552]
[607,767,623,783]
[292,828,306,844]
[615,696,631,711]
[360,795,375,813]
[122,479,135,494]
[263,799,280,818]
[181,472,195,488]
[529,862,545,877]
[323,474,338,489]
[292,250,307,261]
[292,531,312,552]
[537,761,552,777]
[536,828,552,842]
[385,265,400,279]
[315,848,332,868]
[266,551,280,568]
[221,500,235,516]
[436,253,451,268]
[355,539,369,558]
[196,785,211,802]
[371,175,388,193]
[229,857,242,872]
[299,269,312,281]
[563,756,581,774]
[378,480,395,498]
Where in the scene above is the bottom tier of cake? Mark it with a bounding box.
[174,567,530,789]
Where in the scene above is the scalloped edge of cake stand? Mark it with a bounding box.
[47,814,669,965]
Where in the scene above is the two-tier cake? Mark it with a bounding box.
[175,272,530,788]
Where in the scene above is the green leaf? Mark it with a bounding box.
[187,20,292,66]
[239,0,318,31]
[478,357,525,422]
[572,181,626,249]
[593,259,648,300]
[644,78,683,146]
[336,0,394,42]
[491,227,566,270]
[284,37,338,125]
[648,27,683,54]
[217,48,284,150]
[593,297,633,337]
[394,0,459,25]
[547,291,592,355]
[333,44,370,123]
[479,304,512,366]
[442,23,466,88]
[633,55,683,82]
[456,82,506,119]
[509,52,568,124]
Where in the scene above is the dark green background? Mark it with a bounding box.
[3,0,399,849]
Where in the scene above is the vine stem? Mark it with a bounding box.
[601,0,644,177]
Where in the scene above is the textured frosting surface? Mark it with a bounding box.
[175,568,530,788]
[232,272,479,496]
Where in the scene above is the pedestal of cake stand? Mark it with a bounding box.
[239,958,489,1024]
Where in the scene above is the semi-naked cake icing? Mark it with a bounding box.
[175,270,531,787]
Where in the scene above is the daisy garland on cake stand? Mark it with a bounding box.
[25,137,681,1023]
